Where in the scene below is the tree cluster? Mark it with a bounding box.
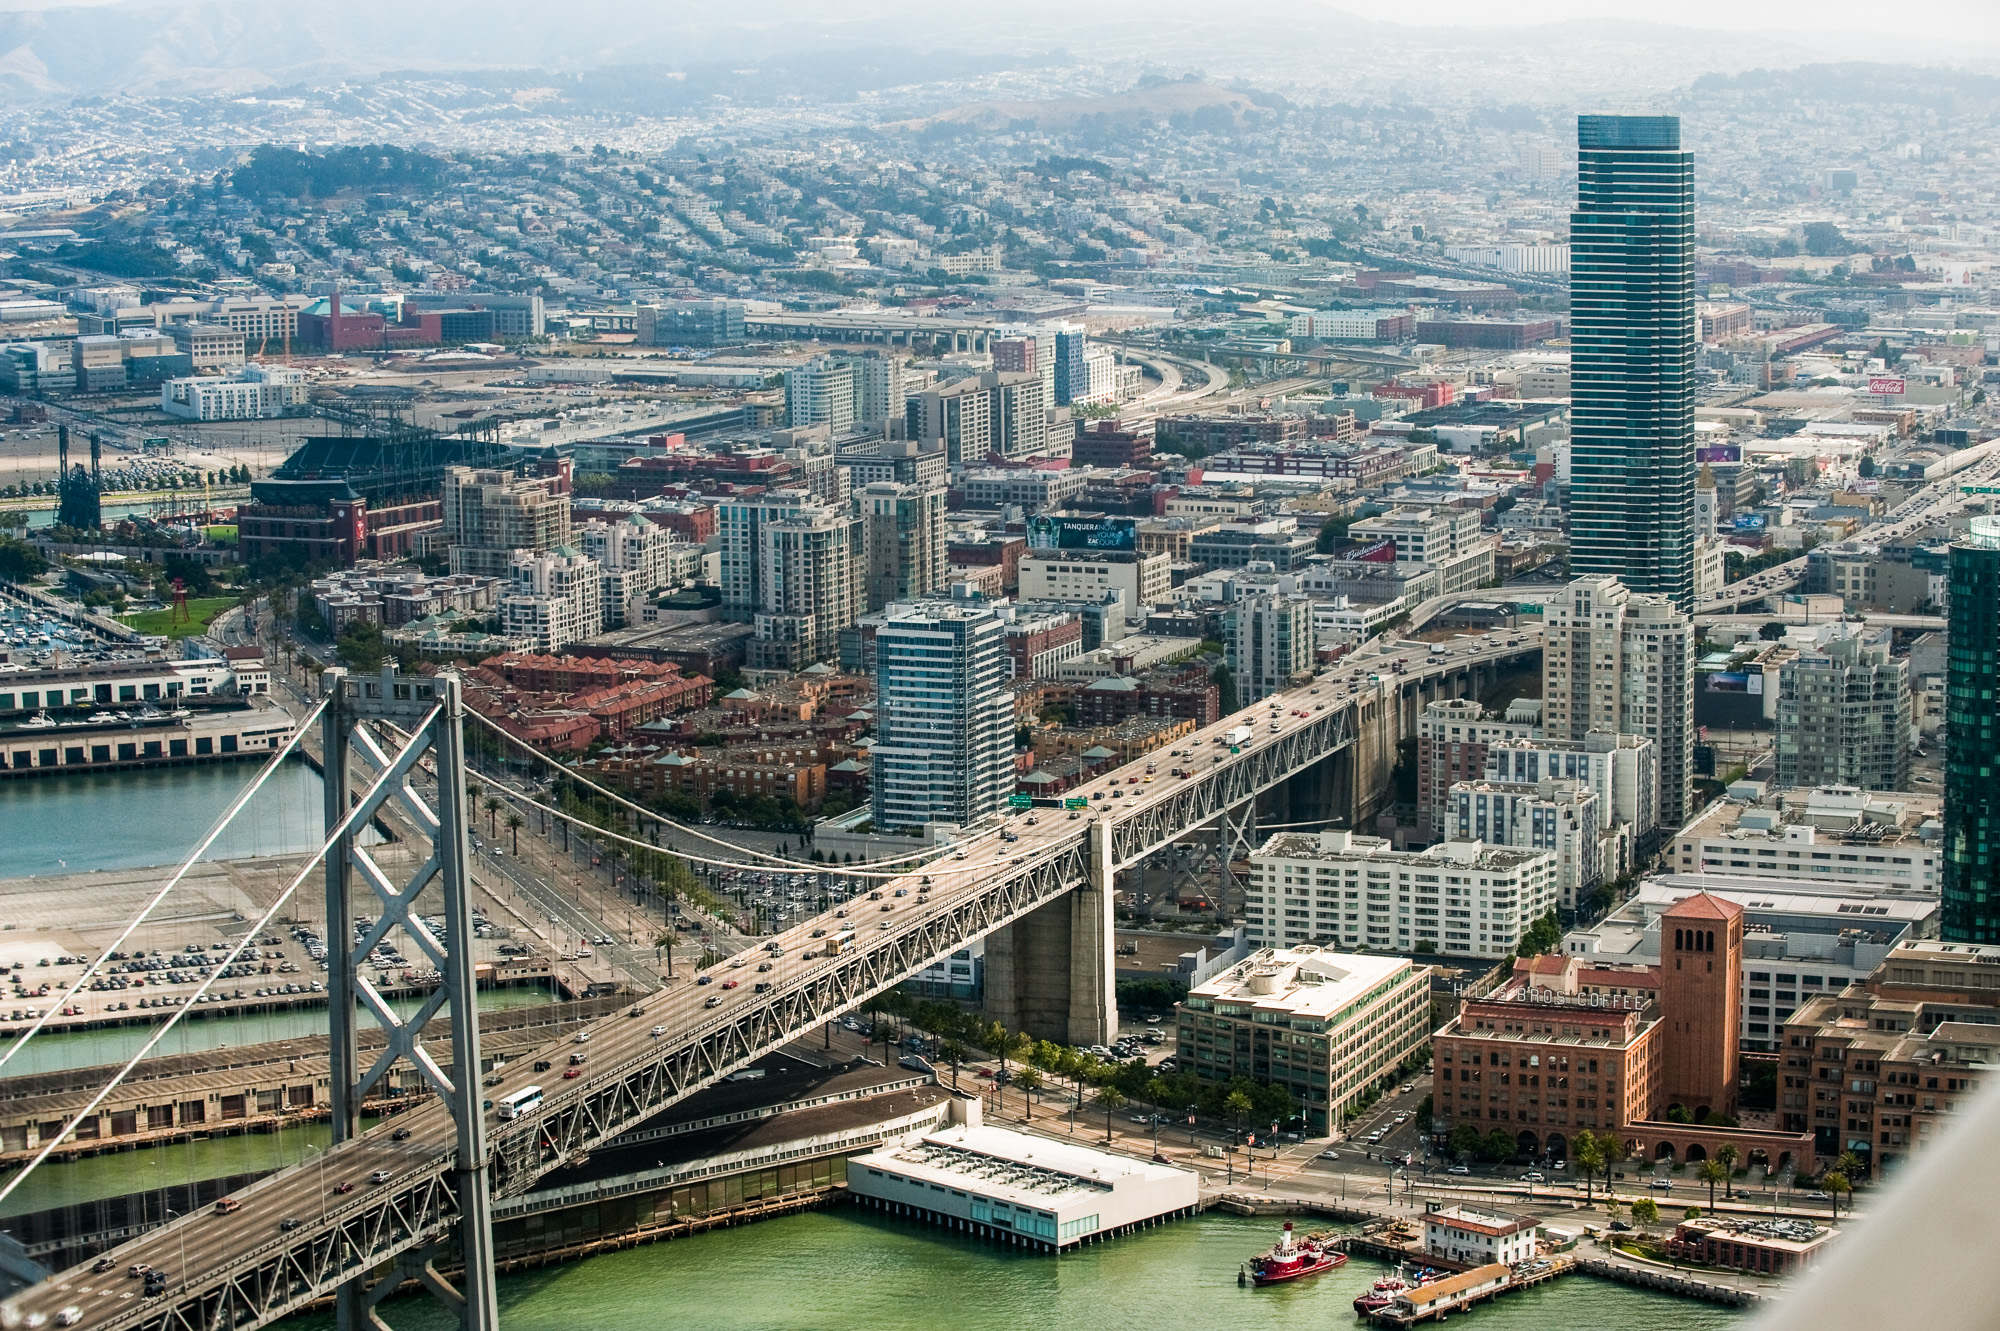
[230,143,450,200]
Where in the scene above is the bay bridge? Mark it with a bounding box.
[0,626,1538,1331]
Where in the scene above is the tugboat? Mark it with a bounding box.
[1244,1221,1347,1286]
[1352,1265,1441,1314]
[1352,1274,1408,1314]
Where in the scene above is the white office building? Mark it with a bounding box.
[846,1118,1199,1251]
[871,600,1015,831]
[1246,829,1559,958]
[159,364,307,420]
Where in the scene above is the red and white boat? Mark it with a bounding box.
[1353,1275,1407,1313]
[1246,1222,1347,1286]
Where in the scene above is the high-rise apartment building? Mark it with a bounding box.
[787,352,906,433]
[716,490,815,620]
[501,549,602,653]
[749,505,864,670]
[959,371,1051,461]
[1542,576,1694,829]
[1414,700,1545,840]
[871,602,1014,831]
[442,465,572,579]
[785,355,857,435]
[1448,780,1604,911]
[1775,626,1911,792]
[576,513,678,629]
[1052,325,1087,406]
[1225,592,1314,704]
[1569,113,1697,609]
[1944,516,2000,943]
[855,481,948,612]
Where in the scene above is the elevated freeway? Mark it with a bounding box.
[1695,444,2000,616]
[0,627,1538,1331]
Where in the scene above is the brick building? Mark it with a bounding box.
[1780,938,1999,1174]
[1431,895,1809,1170]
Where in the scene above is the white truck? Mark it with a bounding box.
[1224,725,1253,748]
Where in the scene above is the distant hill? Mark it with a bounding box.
[880,82,1262,136]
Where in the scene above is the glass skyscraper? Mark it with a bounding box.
[1943,515,2000,943]
[1569,113,1697,609]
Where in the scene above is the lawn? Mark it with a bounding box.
[119,595,240,638]
[205,524,238,545]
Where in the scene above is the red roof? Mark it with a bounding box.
[221,645,265,661]
[1662,891,1744,922]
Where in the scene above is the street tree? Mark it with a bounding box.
[1573,1130,1604,1203]
[939,1039,968,1090]
[1630,1197,1660,1227]
[485,795,502,837]
[1822,1170,1851,1223]
[1714,1143,1740,1200]
[1698,1157,1728,1213]
[1014,1067,1044,1122]
[506,812,524,854]
[1096,1087,1128,1144]
[1224,1089,1254,1144]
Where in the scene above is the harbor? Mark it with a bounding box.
[264,1207,1747,1331]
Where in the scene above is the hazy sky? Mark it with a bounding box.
[1311,0,2000,36]
[0,0,1993,28]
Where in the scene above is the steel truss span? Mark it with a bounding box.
[3,637,1516,1331]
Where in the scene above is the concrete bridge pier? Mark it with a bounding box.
[981,820,1116,1047]
[1275,749,1351,829]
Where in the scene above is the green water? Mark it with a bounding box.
[277,1211,1745,1331]
[0,757,335,878]
[0,1119,346,1219]
[5,982,557,1078]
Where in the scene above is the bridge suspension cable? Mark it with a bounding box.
[460,708,984,876]
[0,703,433,1213]
[479,780,1039,881]
[0,695,328,1078]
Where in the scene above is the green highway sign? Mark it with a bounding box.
[1007,795,1032,809]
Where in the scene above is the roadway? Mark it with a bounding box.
[0,625,1541,1331]
[1696,444,2000,615]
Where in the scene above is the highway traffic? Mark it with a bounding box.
[0,623,1541,1331]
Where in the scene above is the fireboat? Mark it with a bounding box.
[1240,1222,1347,1286]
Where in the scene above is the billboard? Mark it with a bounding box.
[1869,377,1907,396]
[1733,513,1768,531]
[1028,515,1137,552]
[1704,671,1763,695]
[1696,443,1742,464]
[1349,538,1398,564]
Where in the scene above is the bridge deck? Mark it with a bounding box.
[1,628,1539,1331]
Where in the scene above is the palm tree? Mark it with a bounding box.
[1224,1089,1253,1145]
[484,795,502,838]
[467,781,483,815]
[1573,1129,1604,1204]
[1822,1170,1851,1223]
[505,812,524,854]
[1014,1067,1043,1122]
[1714,1143,1739,1200]
[1698,1157,1728,1213]
[939,1038,968,1090]
[1096,1087,1127,1144]
[994,1028,1029,1111]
